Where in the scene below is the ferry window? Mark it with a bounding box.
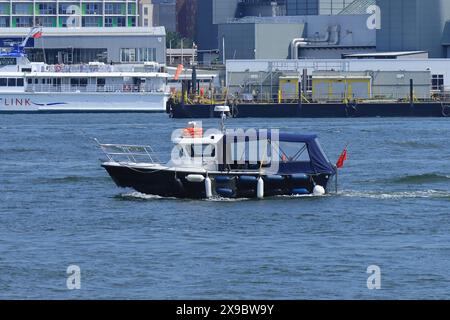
[27,78,32,84]
[7,78,16,86]
[79,78,88,87]
[0,78,6,86]
[97,78,106,86]
[34,78,39,84]
[70,78,79,86]
[16,78,24,87]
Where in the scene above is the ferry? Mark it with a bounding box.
[0,29,169,113]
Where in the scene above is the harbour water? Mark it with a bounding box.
[1,114,449,299]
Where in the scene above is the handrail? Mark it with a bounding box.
[25,84,167,93]
[95,139,161,164]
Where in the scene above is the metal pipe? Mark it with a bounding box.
[291,38,307,60]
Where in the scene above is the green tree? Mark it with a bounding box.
[166,31,194,49]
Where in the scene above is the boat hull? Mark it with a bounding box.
[0,92,168,113]
[102,163,334,199]
[167,102,449,118]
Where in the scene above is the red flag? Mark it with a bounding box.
[32,31,42,39]
[336,148,347,169]
[174,64,184,81]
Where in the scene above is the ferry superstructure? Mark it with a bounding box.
[0,31,169,113]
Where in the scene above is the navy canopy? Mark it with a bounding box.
[224,131,336,175]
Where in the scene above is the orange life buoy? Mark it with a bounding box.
[183,127,203,138]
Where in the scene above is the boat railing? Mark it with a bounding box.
[25,84,166,94]
[95,139,161,164]
[172,91,444,105]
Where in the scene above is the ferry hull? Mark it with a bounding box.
[0,92,169,113]
[102,164,334,199]
[167,102,449,118]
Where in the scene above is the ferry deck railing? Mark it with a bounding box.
[25,84,166,93]
[95,139,161,164]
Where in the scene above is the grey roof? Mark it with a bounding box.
[339,0,376,15]
[343,51,428,58]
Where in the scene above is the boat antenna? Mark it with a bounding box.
[214,105,230,134]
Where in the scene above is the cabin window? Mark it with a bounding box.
[79,78,88,87]
[0,78,6,86]
[16,78,24,87]
[277,141,310,163]
[7,78,16,87]
[27,78,33,85]
[228,138,271,170]
[187,144,216,158]
[97,78,106,86]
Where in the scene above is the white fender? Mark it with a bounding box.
[257,177,264,199]
[205,176,212,198]
[313,185,326,196]
[186,174,205,183]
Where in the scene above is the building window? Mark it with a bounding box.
[104,17,113,27]
[0,4,9,15]
[105,3,122,15]
[38,3,56,15]
[306,75,312,91]
[120,48,137,62]
[36,17,56,27]
[0,17,9,28]
[12,4,30,15]
[82,16,99,27]
[128,3,135,15]
[59,4,79,15]
[15,17,33,28]
[144,19,149,27]
[432,74,444,91]
[136,48,157,62]
[85,3,101,15]
[117,17,126,27]
[144,7,148,16]
[129,17,136,27]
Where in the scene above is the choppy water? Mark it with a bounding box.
[1,114,449,299]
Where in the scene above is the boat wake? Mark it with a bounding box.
[341,189,450,200]
[388,173,450,184]
[116,192,173,201]
[115,192,327,202]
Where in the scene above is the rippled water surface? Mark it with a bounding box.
[1,114,449,299]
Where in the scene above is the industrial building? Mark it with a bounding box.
[196,0,369,63]
[197,0,450,62]
[225,59,450,102]
[0,27,166,65]
[376,0,450,58]
[151,0,176,32]
[218,14,375,60]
